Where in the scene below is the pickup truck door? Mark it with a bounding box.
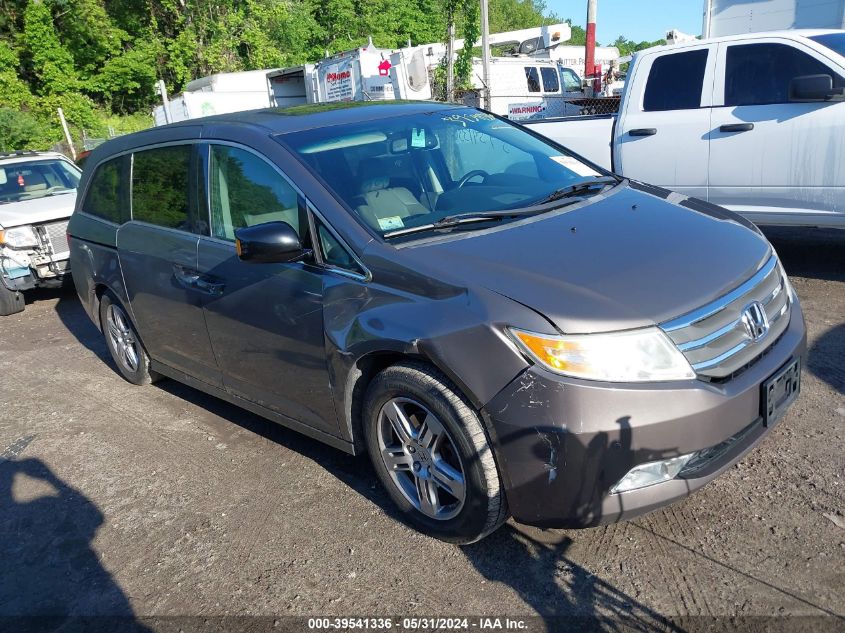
[613,44,717,199]
[708,38,845,226]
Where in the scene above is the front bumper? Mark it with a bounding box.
[1,252,70,291]
[482,303,807,528]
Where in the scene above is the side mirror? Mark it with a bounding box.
[235,221,307,264]
[789,74,843,101]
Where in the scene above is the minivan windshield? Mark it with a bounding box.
[809,33,845,58]
[0,158,81,204]
[282,108,614,238]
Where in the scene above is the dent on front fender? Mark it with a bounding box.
[319,269,552,445]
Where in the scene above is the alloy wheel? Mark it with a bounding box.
[376,397,467,520]
[105,303,140,374]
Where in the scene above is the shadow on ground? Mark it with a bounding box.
[761,226,845,283]
[462,526,681,629]
[50,284,109,360]
[0,454,151,632]
[762,227,845,396]
[807,323,845,395]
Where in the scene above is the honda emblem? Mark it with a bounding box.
[741,301,769,342]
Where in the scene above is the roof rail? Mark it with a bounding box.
[0,150,45,159]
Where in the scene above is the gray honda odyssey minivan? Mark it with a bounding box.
[69,102,805,543]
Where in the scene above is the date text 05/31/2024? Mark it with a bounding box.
[307,617,530,630]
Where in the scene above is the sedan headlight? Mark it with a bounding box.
[0,226,38,249]
[509,326,696,382]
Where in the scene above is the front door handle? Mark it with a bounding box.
[629,128,657,137]
[193,278,225,296]
[173,265,224,295]
[719,123,754,133]
[173,264,200,288]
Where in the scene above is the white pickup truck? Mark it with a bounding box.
[525,29,845,229]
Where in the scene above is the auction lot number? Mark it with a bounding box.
[308,618,472,629]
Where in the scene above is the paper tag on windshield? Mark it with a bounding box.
[411,128,426,148]
[377,216,405,231]
[551,155,600,177]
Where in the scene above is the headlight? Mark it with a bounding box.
[0,226,38,249]
[776,259,797,304]
[509,326,696,382]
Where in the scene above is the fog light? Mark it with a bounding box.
[610,454,695,494]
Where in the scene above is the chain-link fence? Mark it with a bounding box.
[449,88,620,119]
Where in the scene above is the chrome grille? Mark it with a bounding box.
[42,220,70,256]
[661,255,791,379]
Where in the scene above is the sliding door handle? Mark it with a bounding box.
[628,128,657,137]
[719,123,754,133]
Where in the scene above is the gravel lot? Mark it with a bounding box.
[0,227,843,630]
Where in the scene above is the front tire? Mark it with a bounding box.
[0,283,24,316]
[363,361,508,544]
[99,292,160,385]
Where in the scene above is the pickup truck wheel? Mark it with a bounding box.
[0,283,24,316]
[363,361,508,544]
[99,293,160,386]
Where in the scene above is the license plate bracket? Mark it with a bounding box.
[762,358,801,427]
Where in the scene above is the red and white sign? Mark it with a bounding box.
[507,102,546,120]
[320,59,355,102]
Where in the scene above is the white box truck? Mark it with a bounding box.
[704,0,845,37]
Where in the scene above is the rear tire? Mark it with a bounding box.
[99,292,160,385]
[363,361,508,544]
[0,283,24,316]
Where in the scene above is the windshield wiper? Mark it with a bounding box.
[382,178,620,240]
[383,211,526,238]
[383,193,598,239]
[533,176,619,205]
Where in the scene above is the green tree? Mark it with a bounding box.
[0,42,34,110]
[20,0,80,94]
[0,108,51,151]
[611,35,665,57]
[490,0,557,33]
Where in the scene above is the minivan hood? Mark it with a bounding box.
[0,192,77,229]
[406,185,771,333]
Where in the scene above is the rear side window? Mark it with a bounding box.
[132,145,191,230]
[208,145,303,241]
[540,67,560,92]
[83,157,125,223]
[725,43,845,106]
[525,67,541,93]
[643,49,709,111]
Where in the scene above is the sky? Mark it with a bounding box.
[544,0,704,44]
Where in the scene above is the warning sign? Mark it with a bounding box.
[507,102,546,121]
